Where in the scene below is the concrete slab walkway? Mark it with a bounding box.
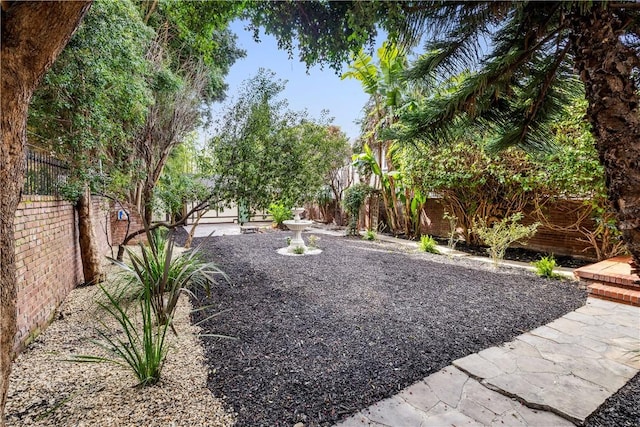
[336,298,640,426]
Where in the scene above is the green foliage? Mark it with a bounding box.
[268,202,293,226]
[151,0,244,103]
[443,211,459,249]
[155,136,210,221]
[308,235,319,248]
[286,237,292,246]
[474,213,540,266]
[209,69,350,213]
[363,230,377,241]
[532,256,563,279]
[110,229,226,326]
[419,235,440,254]
[292,246,305,255]
[343,183,372,236]
[244,2,415,71]
[72,283,169,387]
[28,0,154,193]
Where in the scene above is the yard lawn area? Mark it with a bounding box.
[192,231,587,426]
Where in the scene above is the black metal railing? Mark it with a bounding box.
[24,147,69,196]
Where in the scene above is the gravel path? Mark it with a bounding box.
[192,231,587,426]
[5,262,235,427]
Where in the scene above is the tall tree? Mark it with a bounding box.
[28,0,154,286]
[1,1,92,421]
[209,69,350,213]
[342,41,409,234]
[394,1,640,272]
[249,1,640,271]
[121,0,244,234]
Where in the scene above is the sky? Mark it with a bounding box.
[203,20,380,143]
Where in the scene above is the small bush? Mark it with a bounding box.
[308,235,319,248]
[474,213,539,266]
[110,230,226,326]
[419,235,440,254]
[268,202,292,227]
[292,246,305,255]
[532,255,562,279]
[72,284,169,387]
[343,183,372,236]
[363,229,376,241]
[443,211,459,249]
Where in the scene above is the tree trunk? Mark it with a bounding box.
[185,209,207,249]
[0,1,91,422]
[77,186,104,286]
[570,8,640,274]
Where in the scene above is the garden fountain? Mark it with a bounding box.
[277,207,322,255]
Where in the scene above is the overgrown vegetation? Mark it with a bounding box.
[208,69,351,217]
[474,213,539,266]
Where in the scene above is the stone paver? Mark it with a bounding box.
[336,298,639,426]
[336,367,573,427]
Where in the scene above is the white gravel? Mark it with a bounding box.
[5,262,236,427]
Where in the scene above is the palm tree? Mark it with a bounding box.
[342,42,411,234]
[396,1,640,273]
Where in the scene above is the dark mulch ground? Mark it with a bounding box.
[190,231,588,426]
[585,371,640,427]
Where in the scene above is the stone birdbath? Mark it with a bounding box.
[277,207,321,256]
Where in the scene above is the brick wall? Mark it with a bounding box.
[110,201,147,246]
[14,195,111,351]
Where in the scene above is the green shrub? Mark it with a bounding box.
[110,229,226,326]
[292,246,305,255]
[419,235,440,254]
[363,229,376,241]
[343,183,372,236]
[75,230,227,386]
[532,255,562,279]
[443,211,459,249]
[474,213,539,266]
[72,283,169,387]
[308,235,319,248]
[268,202,292,227]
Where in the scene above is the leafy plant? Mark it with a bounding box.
[419,235,440,254]
[363,229,377,241]
[308,235,319,248]
[292,246,305,255]
[72,283,169,387]
[443,211,459,249]
[286,237,292,246]
[532,256,562,279]
[474,213,540,266]
[110,229,226,326]
[268,202,292,228]
[343,183,372,236]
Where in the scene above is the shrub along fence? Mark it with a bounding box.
[418,198,609,260]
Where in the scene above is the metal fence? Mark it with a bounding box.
[24,147,69,196]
